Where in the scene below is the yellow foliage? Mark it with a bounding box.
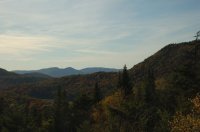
[92,106,106,123]
[170,94,200,132]
[170,112,200,132]
[191,94,200,114]
[91,91,123,123]
[101,91,123,108]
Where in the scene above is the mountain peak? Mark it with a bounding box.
[65,67,76,70]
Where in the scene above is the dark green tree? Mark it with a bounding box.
[142,69,161,132]
[53,87,69,132]
[94,82,102,103]
[72,94,93,131]
[121,65,132,97]
[144,69,156,105]
[117,71,122,89]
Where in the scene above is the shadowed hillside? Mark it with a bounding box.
[130,40,200,84]
[4,72,118,100]
[0,69,51,89]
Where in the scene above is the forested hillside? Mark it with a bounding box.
[0,69,51,89]
[0,40,200,132]
[5,72,118,100]
[130,41,199,80]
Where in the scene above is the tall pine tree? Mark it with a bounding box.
[121,65,132,97]
[117,71,122,89]
[144,68,156,105]
[143,69,160,132]
[53,87,69,132]
[94,82,102,103]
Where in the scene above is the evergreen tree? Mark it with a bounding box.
[142,69,160,132]
[0,97,5,114]
[121,65,132,97]
[117,71,122,89]
[53,87,69,132]
[94,82,102,103]
[144,69,156,105]
[72,94,93,131]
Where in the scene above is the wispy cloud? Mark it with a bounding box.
[0,35,55,54]
[0,0,200,70]
[75,49,117,55]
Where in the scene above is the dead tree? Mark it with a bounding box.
[194,31,200,41]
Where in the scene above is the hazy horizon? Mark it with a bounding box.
[11,66,121,71]
[0,0,200,70]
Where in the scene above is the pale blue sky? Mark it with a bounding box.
[0,0,199,70]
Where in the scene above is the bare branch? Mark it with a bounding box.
[194,30,200,41]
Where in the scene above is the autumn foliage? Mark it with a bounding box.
[170,94,200,132]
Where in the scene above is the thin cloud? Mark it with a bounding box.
[75,49,117,55]
[0,0,199,70]
[0,35,57,54]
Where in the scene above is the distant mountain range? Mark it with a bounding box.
[13,67,120,77]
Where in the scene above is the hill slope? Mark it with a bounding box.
[130,41,200,82]
[0,68,17,77]
[7,72,118,100]
[0,68,51,89]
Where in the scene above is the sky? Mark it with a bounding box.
[0,0,200,70]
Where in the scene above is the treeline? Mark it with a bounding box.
[1,61,200,132]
